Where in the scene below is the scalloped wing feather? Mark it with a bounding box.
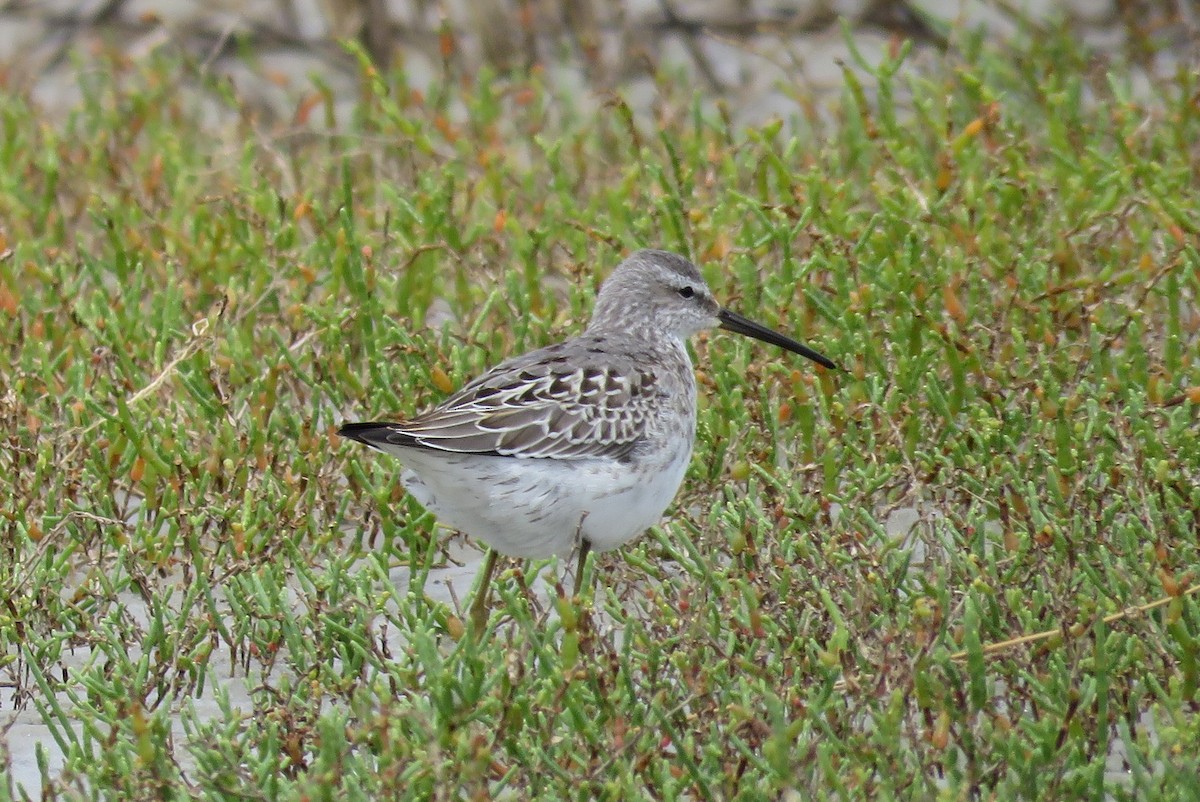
[385,344,664,460]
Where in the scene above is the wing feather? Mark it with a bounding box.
[351,339,667,460]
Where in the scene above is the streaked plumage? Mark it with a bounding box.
[339,249,836,625]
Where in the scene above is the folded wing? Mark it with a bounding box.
[340,343,664,461]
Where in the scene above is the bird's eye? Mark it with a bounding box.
[677,286,695,299]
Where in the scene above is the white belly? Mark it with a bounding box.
[394,443,693,558]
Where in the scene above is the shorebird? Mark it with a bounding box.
[339,249,836,629]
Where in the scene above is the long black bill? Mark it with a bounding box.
[717,308,837,370]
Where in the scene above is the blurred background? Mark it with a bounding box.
[2,1,1197,127]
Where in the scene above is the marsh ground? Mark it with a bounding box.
[2,3,1199,800]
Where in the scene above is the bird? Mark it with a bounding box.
[338,249,837,630]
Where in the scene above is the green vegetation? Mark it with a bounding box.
[2,22,1198,801]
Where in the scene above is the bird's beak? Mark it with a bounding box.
[717,308,837,370]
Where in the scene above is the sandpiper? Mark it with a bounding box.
[339,249,836,629]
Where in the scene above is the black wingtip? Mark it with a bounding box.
[338,421,432,452]
[337,422,394,446]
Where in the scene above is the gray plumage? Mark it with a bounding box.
[338,249,836,623]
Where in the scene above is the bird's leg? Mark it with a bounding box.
[468,548,500,633]
[572,537,592,598]
[571,518,596,644]
[571,512,593,599]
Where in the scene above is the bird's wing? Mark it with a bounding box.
[341,344,665,460]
